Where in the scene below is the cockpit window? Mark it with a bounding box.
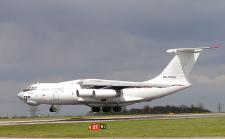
[23,86,37,92]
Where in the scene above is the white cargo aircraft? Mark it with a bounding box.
[18,47,217,112]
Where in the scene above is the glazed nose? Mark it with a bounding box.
[17,91,24,100]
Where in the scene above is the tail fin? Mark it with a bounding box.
[146,46,219,86]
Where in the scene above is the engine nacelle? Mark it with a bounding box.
[93,89,118,98]
[76,89,94,97]
[76,89,119,98]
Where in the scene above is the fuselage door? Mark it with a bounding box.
[52,90,60,104]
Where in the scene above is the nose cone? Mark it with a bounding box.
[17,92,24,100]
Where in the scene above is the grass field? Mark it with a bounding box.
[0,117,225,138]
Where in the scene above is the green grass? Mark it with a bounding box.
[0,117,225,138]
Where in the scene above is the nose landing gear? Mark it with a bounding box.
[49,105,58,112]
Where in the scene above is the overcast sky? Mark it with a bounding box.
[0,0,224,116]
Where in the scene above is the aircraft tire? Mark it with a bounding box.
[113,106,122,112]
[102,107,111,112]
[49,105,57,112]
[92,107,100,112]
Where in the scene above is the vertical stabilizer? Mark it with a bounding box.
[146,47,218,86]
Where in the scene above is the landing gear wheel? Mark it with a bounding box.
[102,107,111,112]
[113,106,122,112]
[49,105,57,112]
[92,107,100,112]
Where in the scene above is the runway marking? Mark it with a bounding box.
[0,113,225,126]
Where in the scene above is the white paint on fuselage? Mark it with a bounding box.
[18,80,189,107]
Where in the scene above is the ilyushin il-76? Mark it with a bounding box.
[18,47,218,112]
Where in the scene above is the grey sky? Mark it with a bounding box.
[0,0,224,116]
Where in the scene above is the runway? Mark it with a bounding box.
[0,113,225,126]
[1,138,225,139]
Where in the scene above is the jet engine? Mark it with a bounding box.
[76,89,93,97]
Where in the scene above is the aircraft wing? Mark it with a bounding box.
[79,79,170,90]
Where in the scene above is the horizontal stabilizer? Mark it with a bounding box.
[167,46,220,54]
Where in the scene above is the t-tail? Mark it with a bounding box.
[146,46,219,87]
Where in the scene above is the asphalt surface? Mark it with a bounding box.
[0,113,225,126]
[0,137,225,139]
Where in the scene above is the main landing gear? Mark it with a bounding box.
[102,107,111,112]
[91,106,122,112]
[92,107,101,112]
[49,105,58,112]
[113,106,122,112]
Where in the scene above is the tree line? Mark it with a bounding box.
[94,104,210,115]
[126,104,210,114]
